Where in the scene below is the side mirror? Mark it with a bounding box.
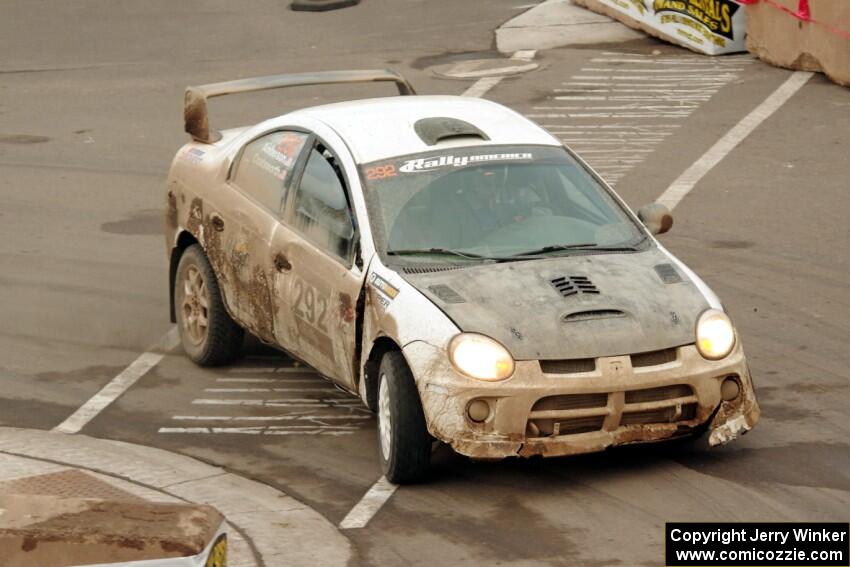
[637,203,673,235]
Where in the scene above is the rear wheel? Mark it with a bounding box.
[174,244,243,366]
[377,351,431,484]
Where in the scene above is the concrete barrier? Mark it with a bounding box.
[0,470,226,567]
[574,0,748,55]
[745,0,850,87]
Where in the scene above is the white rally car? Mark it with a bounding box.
[165,70,760,483]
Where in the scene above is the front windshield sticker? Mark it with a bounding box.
[365,164,398,181]
[399,152,533,173]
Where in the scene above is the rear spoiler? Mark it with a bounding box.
[184,69,417,143]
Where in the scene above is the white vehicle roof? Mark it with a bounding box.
[290,95,562,164]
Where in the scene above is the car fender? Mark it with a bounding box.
[655,241,724,310]
[358,255,459,406]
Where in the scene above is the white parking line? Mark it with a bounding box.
[163,367,373,434]
[463,76,504,98]
[216,378,320,383]
[591,58,749,65]
[226,366,316,374]
[462,50,536,98]
[172,415,372,421]
[537,54,751,183]
[658,72,813,210]
[204,387,338,393]
[159,426,359,435]
[192,398,364,406]
[339,477,399,529]
[581,67,747,73]
[53,326,180,434]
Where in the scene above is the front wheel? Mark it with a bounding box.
[377,351,431,484]
[174,244,244,366]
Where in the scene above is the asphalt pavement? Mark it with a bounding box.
[1,1,848,566]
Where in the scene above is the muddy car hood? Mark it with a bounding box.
[402,248,710,360]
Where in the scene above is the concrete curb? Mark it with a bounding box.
[495,0,642,53]
[0,428,352,567]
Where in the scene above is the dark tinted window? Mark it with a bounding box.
[287,146,355,261]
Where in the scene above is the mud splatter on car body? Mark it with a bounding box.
[164,71,759,467]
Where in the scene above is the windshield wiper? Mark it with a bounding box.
[386,248,491,260]
[510,243,639,257]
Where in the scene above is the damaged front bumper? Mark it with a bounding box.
[403,341,760,460]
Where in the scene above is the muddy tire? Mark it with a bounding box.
[174,244,243,366]
[377,351,431,484]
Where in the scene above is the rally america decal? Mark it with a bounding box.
[399,152,533,173]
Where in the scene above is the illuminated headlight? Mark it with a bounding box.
[448,333,515,381]
[696,309,736,360]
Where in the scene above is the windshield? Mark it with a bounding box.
[360,145,647,263]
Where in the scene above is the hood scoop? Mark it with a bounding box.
[550,275,599,297]
[427,284,466,304]
[654,263,683,284]
[563,309,625,322]
[399,248,709,360]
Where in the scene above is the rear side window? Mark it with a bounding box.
[287,146,355,262]
[232,131,308,213]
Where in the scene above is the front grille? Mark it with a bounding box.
[621,403,697,425]
[621,384,698,427]
[625,384,693,404]
[529,415,606,437]
[526,384,699,440]
[526,393,608,437]
[532,393,607,412]
[549,275,599,297]
[540,358,596,374]
[631,348,678,368]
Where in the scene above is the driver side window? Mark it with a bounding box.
[287,145,356,262]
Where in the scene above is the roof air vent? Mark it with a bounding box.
[549,275,599,297]
[414,117,489,146]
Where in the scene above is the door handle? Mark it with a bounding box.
[209,213,225,232]
[274,253,292,272]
